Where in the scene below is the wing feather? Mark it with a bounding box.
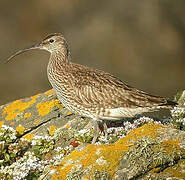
[68,64,168,109]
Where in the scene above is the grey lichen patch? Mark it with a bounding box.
[171,106,185,131]
[175,90,185,105]
[52,127,76,146]
[66,165,86,180]
[117,137,160,179]
[94,170,111,180]
[66,167,111,180]
[170,90,185,131]
[146,159,185,179]
[116,136,185,179]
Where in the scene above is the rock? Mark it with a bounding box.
[0,89,184,179]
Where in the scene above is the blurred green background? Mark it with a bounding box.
[0,0,184,105]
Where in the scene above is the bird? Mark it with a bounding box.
[6,33,177,144]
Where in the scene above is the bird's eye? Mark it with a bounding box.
[49,39,54,43]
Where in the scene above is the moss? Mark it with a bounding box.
[2,94,40,121]
[0,125,31,167]
[33,137,55,158]
[0,124,56,179]
[174,91,184,103]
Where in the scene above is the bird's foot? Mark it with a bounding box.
[103,121,108,140]
[91,119,109,144]
[91,119,100,144]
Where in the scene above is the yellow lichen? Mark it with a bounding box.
[55,99,64,108]
[24,112,32,119]
[2,94,40,121]
[0,121,4,128]
[36,99,60,116]
[16,125,25,135]
[23,133,35,140]
[49,125,57,136]
[33,119,40,125]
[51,123,163,179]
[45,89,54,96]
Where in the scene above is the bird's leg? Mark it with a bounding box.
[103,121,108,139]
[91,119,100,144]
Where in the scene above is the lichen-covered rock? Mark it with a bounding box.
[0,89,89,138]
[44,123,184,180]
[0,90,185,179]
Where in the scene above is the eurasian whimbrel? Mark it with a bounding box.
[6,33,177,143]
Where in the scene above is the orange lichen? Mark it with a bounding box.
[82,174,89,179]
[51,123,163,179]
[120,123,162,142]
[33,119,41,125]
[2,94,40,121]
[53,164,73,180]
[0,121,4,128]
[45,89,54,96]
[51,173,60,180]
[23,133,35,140]
[36,99,60,116]
[52,140,129,179]
[67,111,73,116]
[49,125,57,136]
[161,159,185,178]
[10,122,14,126]
[16,125,25,135]
[24,112,32,119]
[45,152,51,159]
[162,140,181,154]
[65,124,71,129]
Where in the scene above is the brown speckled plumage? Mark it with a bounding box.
[7,33,177,143]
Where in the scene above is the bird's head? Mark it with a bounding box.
[41,33,69,53]
[6,33,70,63]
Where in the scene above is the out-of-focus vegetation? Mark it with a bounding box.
[0,0,184,105]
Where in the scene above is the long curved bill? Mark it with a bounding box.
[5,42,42,64]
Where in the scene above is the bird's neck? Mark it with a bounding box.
[49,50,70,64]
